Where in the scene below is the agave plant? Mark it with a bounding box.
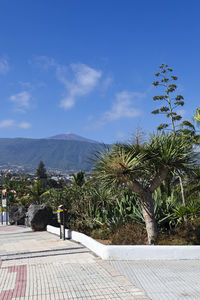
[194,107,200,124]
[179,107,200,144]
[184,165,200,200]
[186,200,200,221]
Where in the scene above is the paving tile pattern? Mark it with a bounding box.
[110,260,200,300]
[0,262,26,300]
[0,226,149,300]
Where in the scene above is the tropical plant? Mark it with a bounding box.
[151,64,196,208]
[194,107,200,123]
[28,181,46,205]
[72,171,85,187]
[180,107,200,144]
[92,132,196,244]
[152,64,185,132]
[184,165,200,199]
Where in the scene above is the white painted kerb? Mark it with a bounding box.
[47,225,200,260]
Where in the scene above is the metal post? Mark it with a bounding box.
[60,223,62,239]
[62,210,65,240]
[57,206,66,240]
[6,203,8,225]
[1,190,7,225]
[1,191,3,225]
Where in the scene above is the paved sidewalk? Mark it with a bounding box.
[0,225,149,300]
[110,260,200,300]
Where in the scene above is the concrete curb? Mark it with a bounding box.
[47,225,200,260]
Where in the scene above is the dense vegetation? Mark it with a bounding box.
[2,164,200,245]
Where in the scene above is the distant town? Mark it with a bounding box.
[0,164,88,187]
[0,163,76,175]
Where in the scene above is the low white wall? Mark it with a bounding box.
[104,245,200,260]
[47,225,200,260]
[47,225,107,259]
[47,225,60,235]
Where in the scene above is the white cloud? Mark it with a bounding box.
[101,76,112,91]
[9,91,31,112]
[104,91,143,121]
[60,64,102,109]
[32,56,57,70]
[33,56,102,110]
[18,122,31,129]
[87,90,144,130]
[0,119,31,129]
[0,58,10,75]
[0,119,15,128]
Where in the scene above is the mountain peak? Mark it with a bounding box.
[46,132,98,144]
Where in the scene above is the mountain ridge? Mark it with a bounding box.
[0,135,106,172]
[46,132,99,144]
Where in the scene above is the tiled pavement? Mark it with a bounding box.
[1,226,200,300]
[109,259,200,300]
[0,225,149,300]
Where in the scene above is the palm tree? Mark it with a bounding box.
[93,133,196,244]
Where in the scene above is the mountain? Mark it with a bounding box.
[0,136,106,172]
[47,132,98,144]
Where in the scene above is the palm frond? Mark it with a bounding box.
[92,132,197,191]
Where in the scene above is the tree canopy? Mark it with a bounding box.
[36,161,47,180]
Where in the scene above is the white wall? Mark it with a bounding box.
[47,225,200,260]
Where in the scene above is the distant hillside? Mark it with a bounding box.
[0,138,106,172]
[47,132,98,144]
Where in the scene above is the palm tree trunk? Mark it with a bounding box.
[178,175,186,206]
[178,175,188,223]
[126,180,158,244]
[140,191,158,245]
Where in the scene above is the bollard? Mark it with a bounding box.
[57,205,67,240]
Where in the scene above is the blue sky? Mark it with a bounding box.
[0,0,199,144]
